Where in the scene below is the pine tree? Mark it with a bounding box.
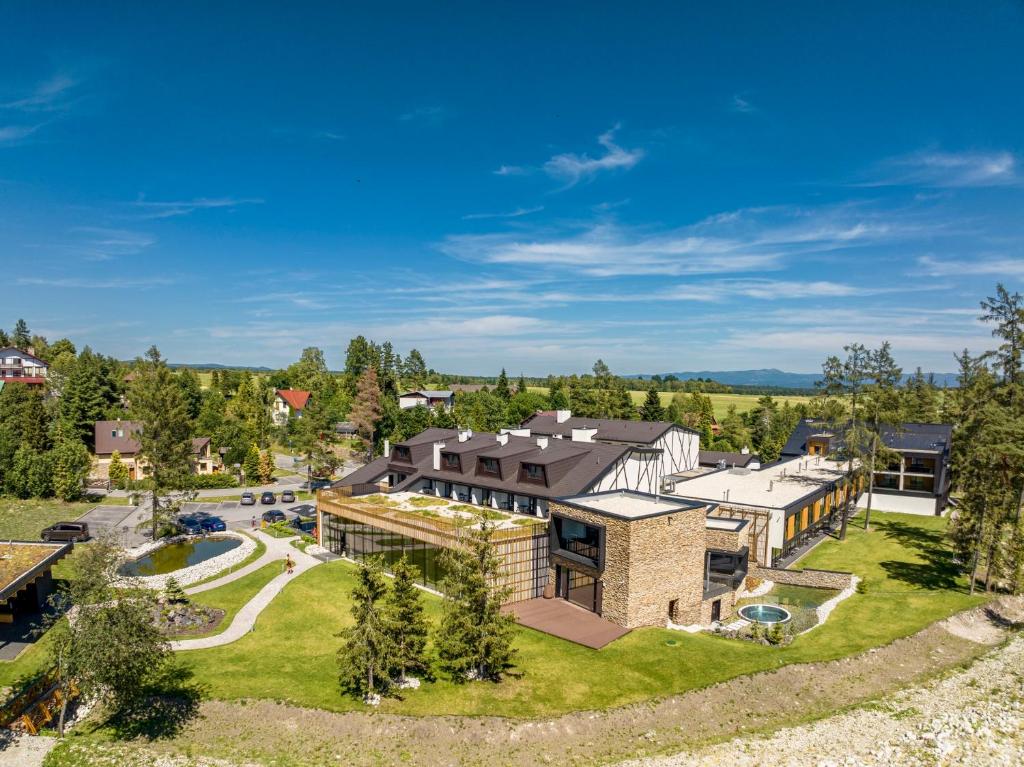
[639,383,665,421]
[350,367,382,457]
[108,450,129,489]
[242,443,261,485]
[402,349,428,388]
[164,576,188,604]
[386,556,430,683]
[337,558,395,699]
[494,369,511,401]
[129,347,195,536]
[12,319,30,350]
[517,373,527,396]
[437,517,516,682]
[862,342,903,530]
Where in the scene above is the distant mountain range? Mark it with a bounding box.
[630,368,960,388]
[167,363,275,372]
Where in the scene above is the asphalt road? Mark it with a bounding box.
[178,499,316,529]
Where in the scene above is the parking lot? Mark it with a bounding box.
[76,504,138,542]
[178,499,316,530]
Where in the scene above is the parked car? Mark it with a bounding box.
[199,516,227,533]
[261,509,285,524]
[240,491,256,505]
[260,492,276,505]
[177,515,204,535]
[41,521,90,542]
[280,490,296,504]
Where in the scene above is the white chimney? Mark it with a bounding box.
[536,436,549,450]
[555,409,572,424]
[505,428,531,437]
[433,442,445,470]
[570,427,597,443]
[496,433,509,446]
[384,438,390,457]
[741,446,749,455]
[458,429,472,443]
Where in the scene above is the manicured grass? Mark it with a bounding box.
[0,498,100,541]
[180,512,984,717]
[185,533,267,588]
[526,387,812,418]
[186,560,284,638]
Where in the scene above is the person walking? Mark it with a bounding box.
[285,555,295,575]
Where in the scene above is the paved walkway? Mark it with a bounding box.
[171,530,322,651]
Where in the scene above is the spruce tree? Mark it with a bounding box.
[258,449,275,484]
[12,319,30,350]
[437,517,516,682]
[494,369,511,401]
[337,558,395,699]
[639,383,665,421]
[108,450,129,489]
[517,373,527,396]
[242,443,261,485]
[386,555,430,684]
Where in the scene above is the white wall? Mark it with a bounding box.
[857,493,938,516]
[588,425,699,495]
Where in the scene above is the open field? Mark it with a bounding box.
[176,511,983,718]
[527,387,813,418]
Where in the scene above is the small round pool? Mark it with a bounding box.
[120,536,241,577]
[738,604,792,625]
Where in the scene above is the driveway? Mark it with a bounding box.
[76,504,138,543]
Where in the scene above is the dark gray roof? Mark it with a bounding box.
[335,427,629,499]
[698,450,759,468]
[782,419,953,457]
[520,413,695,444]
[94,420,142,455]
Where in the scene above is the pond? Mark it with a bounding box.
[120,536,241,577]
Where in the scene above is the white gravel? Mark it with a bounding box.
[624,634,1024,767]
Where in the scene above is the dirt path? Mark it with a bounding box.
[60,600,1017,767]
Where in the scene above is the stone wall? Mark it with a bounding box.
[547,501,709,629]
[701,589,737,624]
[748,564,853,590]
[705,524,749,553]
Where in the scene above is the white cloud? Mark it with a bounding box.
[441,204,915,277]
[462,206,544,221]
[71,227,156,260]
[129,197,263,219]
[0,73,79,112]
[493,165,529,176]
[917,254,1024,277]
[399,106,446,124]
[542,125,644,188]
[0,124,43,146]
[16,275,175,289]
[731,94,756,113]
[864,149,1018,188]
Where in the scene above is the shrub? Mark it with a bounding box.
[187,473,240,490]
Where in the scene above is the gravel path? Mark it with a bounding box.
[170,531,321,651]
[625,633,1024,767]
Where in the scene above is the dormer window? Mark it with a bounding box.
[479,457,500,476]
[393,446,411,462]
[442,453,460,470]
[522,463,546,483]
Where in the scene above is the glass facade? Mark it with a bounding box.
[322,514,450,590]
[552,515,602,567]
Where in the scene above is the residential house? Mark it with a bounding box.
[398,390,455,410]
[0,347,48,388]
[781,419,952,516]
[93,420,218,480]
[273,389,311,426]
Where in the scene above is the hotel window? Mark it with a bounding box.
[479,457,500,475]
[552,515,603,567]
[522,463,546,483]
[442,453,460,470]
[393,446,411,462]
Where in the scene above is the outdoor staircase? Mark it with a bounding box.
[722,618,750,631]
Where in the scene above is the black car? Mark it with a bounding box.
[260,491,276,504]
[240,491,256,506]
[280,490,296,504]
[41,521,90,542]
[261,509,285,523]
[200,515,227,533]
[177,515,204,535]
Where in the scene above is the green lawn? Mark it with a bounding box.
[185,560,284,639]
[526,387,812,419]
[0,498,101,541]
[180,511,984,718]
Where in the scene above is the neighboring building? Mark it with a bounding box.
[782,419,952,516]
[520,410,700,489]
[669,454,861,566]
[93,420,218,479]
[698,450,761,470]
[0,347,48,387]
[0,541,72,627]
[272,389,311,425]
[398,390,455,410]
[334,421,357,437]
[549,492,749,627]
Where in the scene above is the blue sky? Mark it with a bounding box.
[1,2,1023,375]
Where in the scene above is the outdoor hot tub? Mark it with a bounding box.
[738,603,792,625]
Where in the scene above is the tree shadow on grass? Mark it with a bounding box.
[106,662,205,741]
[875,518,967,593]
